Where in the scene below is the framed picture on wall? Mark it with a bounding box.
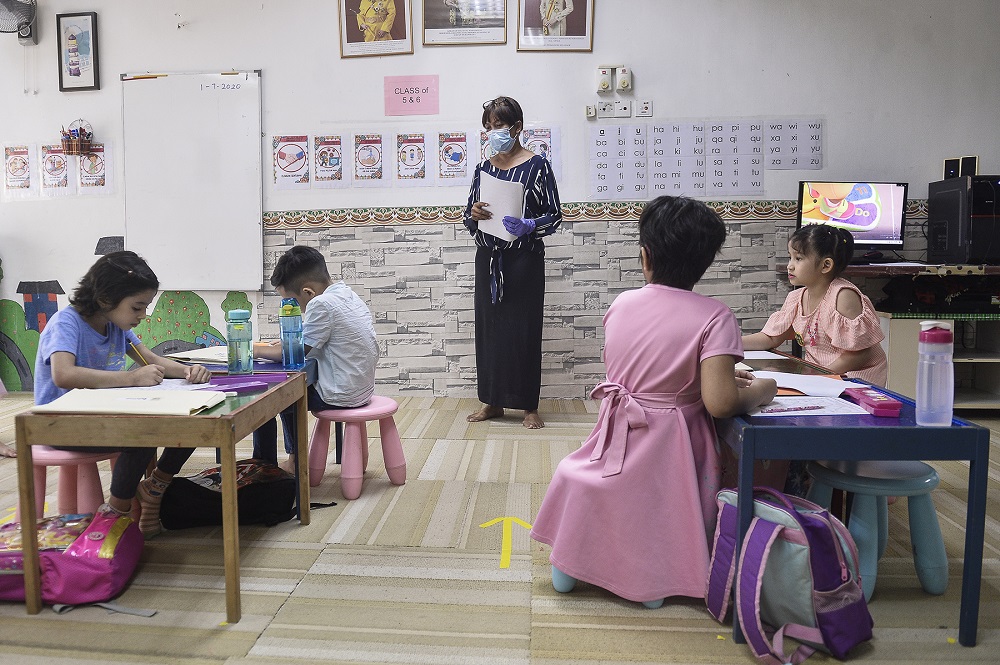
[339,0,414,58]
[56,12,100,92]
[517,0,593,52]
[422,0,506,46]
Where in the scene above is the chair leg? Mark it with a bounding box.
[57,465,80,515]
[551,565,577,593]
[16,466,49,523]
[308,419,332,487]
[341,422,365,500]
[848,494,880,602]
[361,423,370,473]
[75,462,107,515]
[379,417,406,486]
[877,496,889,561]
[907,494,948,595]
[806,478,834,508]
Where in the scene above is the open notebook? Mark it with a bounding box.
[32,388,228,416]
[165,346,229,364]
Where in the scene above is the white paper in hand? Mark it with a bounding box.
[477,171,523,242]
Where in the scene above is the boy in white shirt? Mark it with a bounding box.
[252,246,379,472]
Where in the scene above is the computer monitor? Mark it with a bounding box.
[796,181,908,256]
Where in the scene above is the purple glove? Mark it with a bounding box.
[502,216,536,237]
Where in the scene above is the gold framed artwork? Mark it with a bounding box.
[517,0,593,52]
[422,0,506,46]
[339,0,414,58]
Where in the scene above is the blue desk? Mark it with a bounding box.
[718,361,990,647]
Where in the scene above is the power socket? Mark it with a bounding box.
[585,105,597,118]
[613,100,631,118]
[597,101,615,118]
[636,100,653,117]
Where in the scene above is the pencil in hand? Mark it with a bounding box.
[129,342,149,366]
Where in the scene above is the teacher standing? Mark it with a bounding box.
[464,96,562,429]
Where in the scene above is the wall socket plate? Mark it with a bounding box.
[585,104,597,118]
[613,100,632,117]
[636,100,653,117]
[597,101,615,118]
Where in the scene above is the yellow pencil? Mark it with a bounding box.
[129,341,149,366]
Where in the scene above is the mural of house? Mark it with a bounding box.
[17,280,64,333]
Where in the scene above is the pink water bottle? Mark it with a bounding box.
[916,320,954,426]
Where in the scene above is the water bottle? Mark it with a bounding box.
[916,320,954,426]
[279,297,305,370]
[226,309,253,375]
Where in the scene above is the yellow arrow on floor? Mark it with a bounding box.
[479,516,532,568]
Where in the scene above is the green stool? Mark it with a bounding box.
[806,460,948,602]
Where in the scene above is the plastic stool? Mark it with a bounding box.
[806,460,948,602]
[307,396,406,499]
[16,446,119,521]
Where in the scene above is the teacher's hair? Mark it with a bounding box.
[271,245,331,293]
[638,196,727,290]
[70,251,159,317]
[482,96,523,129]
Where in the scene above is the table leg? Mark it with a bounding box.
[15,421,41,615]
[733,428,756,644]
[294,386,310,524]
[958,430,989,647]
[220,439,241,624]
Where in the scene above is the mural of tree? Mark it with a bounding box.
[0,299,40,391]
[133,290,226,356]
[221,291,252,317]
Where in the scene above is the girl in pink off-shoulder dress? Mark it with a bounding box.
[530,196,777,608]
[743,224,887,387]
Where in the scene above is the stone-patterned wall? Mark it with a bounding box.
[261,201,928,398]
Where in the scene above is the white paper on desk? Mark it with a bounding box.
[735,361,752,371]
[476,171,522,242]
[166,346,228,364]
[750,371,857,397]
[743,350,784,360]
[32,388,227,415]
[119,378,202,391]
[750,396,870,417]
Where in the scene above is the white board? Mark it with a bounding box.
[122,71,263,290]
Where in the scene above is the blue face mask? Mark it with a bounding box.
[487,127,517,154]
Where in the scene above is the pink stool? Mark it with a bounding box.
[15,446,119,521]
[308,396,406,499]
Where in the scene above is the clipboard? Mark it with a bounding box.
[477,171,523,242]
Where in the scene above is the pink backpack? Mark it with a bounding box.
[0,512,144,606]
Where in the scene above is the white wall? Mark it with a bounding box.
[2,0,999,304]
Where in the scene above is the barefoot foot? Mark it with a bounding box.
[467,405,504,422]
[523,410,544,429]
[0,443,15,459]
[279,456,297,474]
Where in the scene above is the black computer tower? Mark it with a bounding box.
[927,176,1000,264]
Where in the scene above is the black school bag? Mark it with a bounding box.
[160,459,296,529]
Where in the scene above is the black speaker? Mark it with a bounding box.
[960,155,979,177]
[943,158,960,179]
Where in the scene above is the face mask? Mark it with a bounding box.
[487,127,517,154]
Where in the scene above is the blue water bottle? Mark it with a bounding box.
[226,309,253,375]
[279,297,305,370]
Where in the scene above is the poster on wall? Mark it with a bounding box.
[40,144,73,197]
[339,0,414,58]
[353,132,387,186]
[3,145,34,198]
[56,12,101,92]
[313,135,349,189]
[437,131,470,185]
[394,132,432,186]
[272,135,310,190]
[522,125,561,180]
[517,0,593,52]
[422,0,506,45]
[77,143,112,195]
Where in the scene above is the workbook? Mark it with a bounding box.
[165,346,229,364]
[32,388,228,416]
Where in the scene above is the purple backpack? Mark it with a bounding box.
[706,487,873,663]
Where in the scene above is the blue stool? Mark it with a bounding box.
[806,460,948,602]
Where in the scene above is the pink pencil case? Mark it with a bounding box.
[843,387,903,417]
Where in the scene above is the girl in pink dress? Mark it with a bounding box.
[743,224,888,387]
[530,196,778,607]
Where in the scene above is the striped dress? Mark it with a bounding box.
[463,154,562,410]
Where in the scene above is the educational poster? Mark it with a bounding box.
[437,131,470,185]
[40,144,73,197]
[313,135,348,189]
[705,122,764,196]
[272,135,310,190]
[587,125,615,200]
[353,132,387,186]
[479,129,493,163]
[647,123,707,197]
[521,125,561,180]
[77,143,112,194]
[766,119,823,170]
[394,132,431,186]
[3,144,34,198]
[588,125,647,200]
